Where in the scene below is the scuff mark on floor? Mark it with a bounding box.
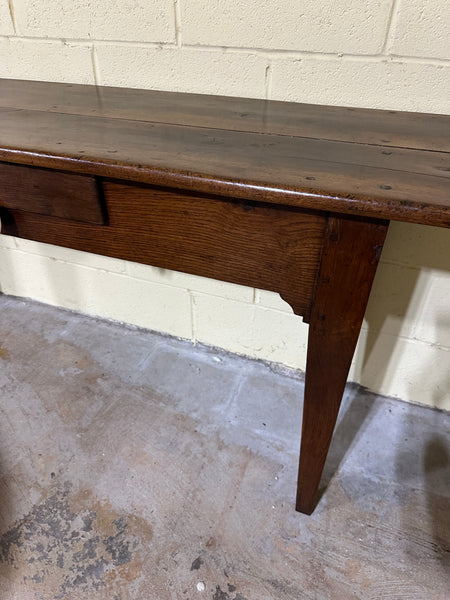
[0,484,153,598]
[190,555,203,570]
[213,584,248,600]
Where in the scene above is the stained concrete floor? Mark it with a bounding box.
[0,294,448,600]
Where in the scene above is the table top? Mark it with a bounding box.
[1,78,449,228]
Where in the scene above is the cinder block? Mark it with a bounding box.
[181,0,392,54]
[0,38,94,84]
[251,304,308,368]
[191,293,257,353]
[411,271,450,348]
[390,1,450,60]
[0,234,17,250]
[254,289,294,313]
[81,270,192,339]
[270,56,450,114]
[127,262,254,302]
[192,292,308,369]
[13,0,89,38]
[0,0,14,35]
[351,331,450,409]
[92,1,175,43]
[13,238,127,274]
[13,0,175,42]
[364,262,423,340]
[95,46,267,97]
[0,249,192,338]
[0,247,77,304]
[382,222,450,271]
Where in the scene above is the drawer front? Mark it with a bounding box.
[0,162,105,224]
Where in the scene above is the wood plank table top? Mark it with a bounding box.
[0,78,449,228]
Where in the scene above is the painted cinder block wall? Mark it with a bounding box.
[0,1,449,409]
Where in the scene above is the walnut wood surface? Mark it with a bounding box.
[296,215,389,514]
[0,79,449,228]
[0,162,104,224]
[1,78,449,152]
[1,182,327,321]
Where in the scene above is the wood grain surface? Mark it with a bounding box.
[1,78,449,151]
[0,79,449,228]
[296,215,389,514]
[1,182,327,321]
[0,162,105,224]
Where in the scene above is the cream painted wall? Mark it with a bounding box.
[0,1,449,409]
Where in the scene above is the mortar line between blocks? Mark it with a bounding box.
[0,35,178,48]
[2,35,450,66]
[105,265,256,301]
[359,327,450,351]
[2,246,128,274]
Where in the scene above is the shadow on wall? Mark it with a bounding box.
[355,221,450,409]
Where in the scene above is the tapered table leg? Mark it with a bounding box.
[296,214,389,514]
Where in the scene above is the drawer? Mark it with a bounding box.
[0,162,106,224]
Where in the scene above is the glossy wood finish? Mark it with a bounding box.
[1,78,450,152]
[0,79,448,515]
[296,215,389,514]
[0,162,104,224]
[0,80,449,228]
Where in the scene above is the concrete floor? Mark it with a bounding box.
[0,295,448,600]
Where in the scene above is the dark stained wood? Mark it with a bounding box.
[1,78,449,152]
[0,107,449,227]
[0,162,105,224]
[296,215,389,514]
[0,79,448,516]
[0,79,449,228]
[1,182,327,321]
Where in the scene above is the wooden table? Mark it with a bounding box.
[0,79,449,514]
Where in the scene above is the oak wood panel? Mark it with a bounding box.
[1,79,449,152]
[1,182,327,320]
[0,162,105,224]
[296,215,389,514]
[1,108,449,227]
